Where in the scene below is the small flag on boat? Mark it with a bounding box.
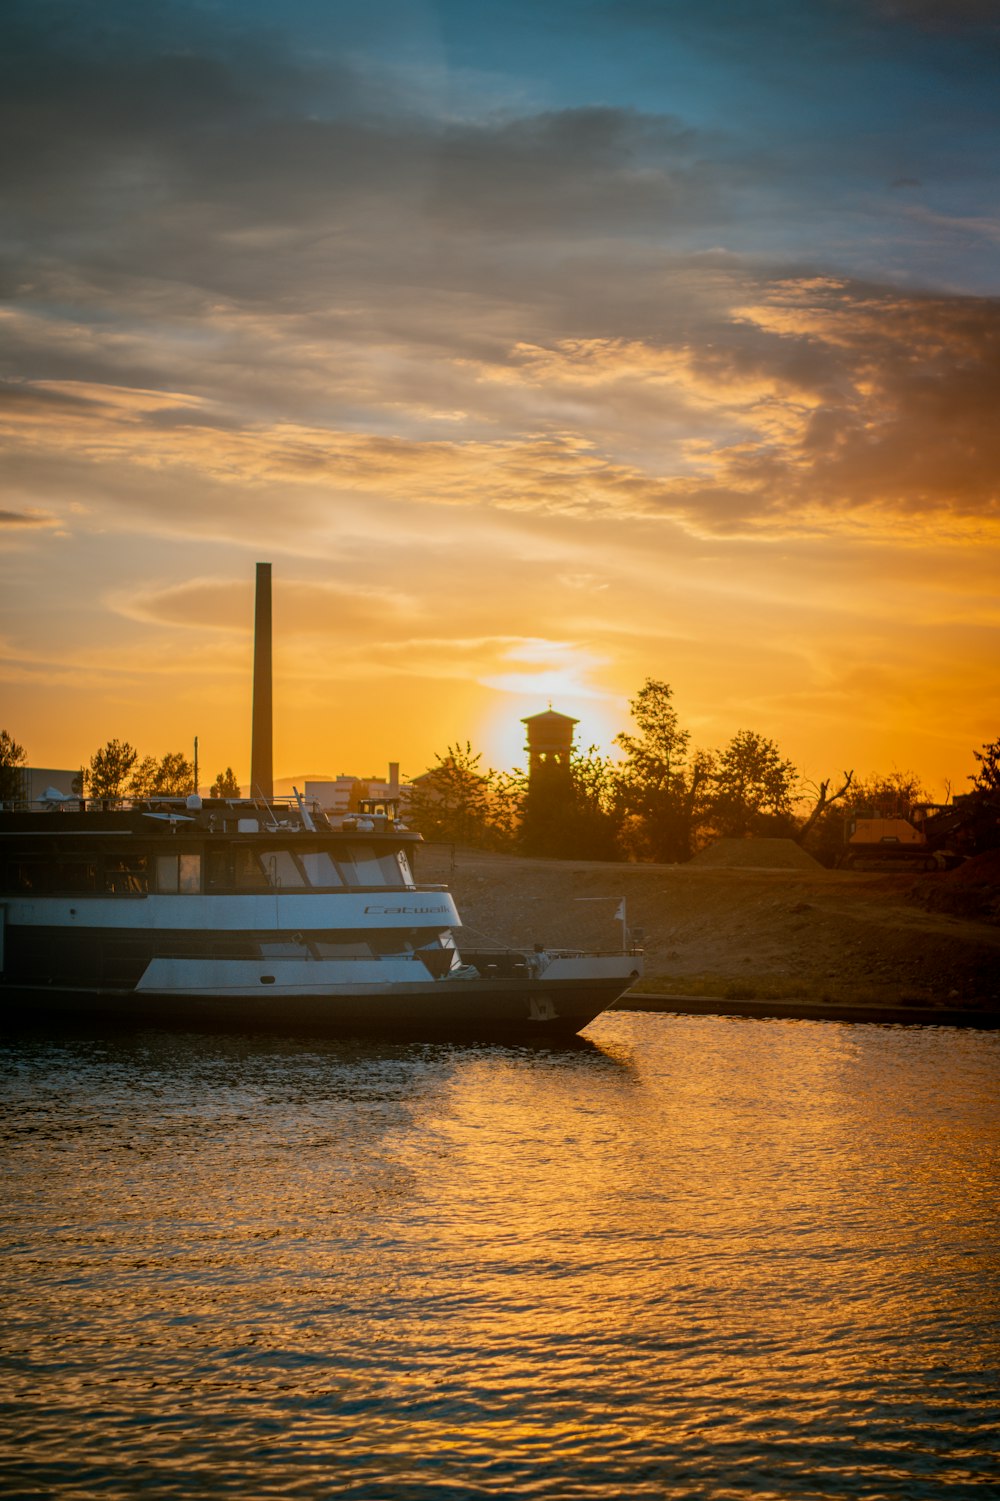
[614,900,626,922]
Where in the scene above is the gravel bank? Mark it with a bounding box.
[415,843,1000,1018]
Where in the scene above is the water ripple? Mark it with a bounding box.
[1,1015,998,1498]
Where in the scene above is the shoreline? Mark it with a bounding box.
[615,993,1000,1029]
[422,847,1000,1024]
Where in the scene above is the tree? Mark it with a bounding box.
[210,767,241,799]
[0,729,27,805]
[805,769,930,866]
[614,680,709,862]
[127,756,160,801]
[406,742,497,846]
[796,770,854,847]
[707,729,797,838]
[148,751,194,796]
[84,739,138,804]
[125,751,194,801]
[488,767,525,848]
[970,738,1000,795]
[843,770,928,817]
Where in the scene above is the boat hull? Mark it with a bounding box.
[0,973,632,1037]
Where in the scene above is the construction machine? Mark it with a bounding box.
[839,802,972,872]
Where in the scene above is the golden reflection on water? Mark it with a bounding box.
[1,1016,998,1498]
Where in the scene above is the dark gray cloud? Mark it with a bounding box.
[612,0,1000,48]
[0,381,96,415]
[871,0,1000,29]
[0,4,750,432]
[3,0,996,359]
[0,509,55,526]
[1,45,724,266]
[1,0,753,422]
[661,281,1000,529]
[2,0,998,544]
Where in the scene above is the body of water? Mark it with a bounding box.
[2,1012,998,1498]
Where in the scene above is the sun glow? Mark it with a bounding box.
[2,2,998,794]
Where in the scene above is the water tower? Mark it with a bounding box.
[522,708,578,786]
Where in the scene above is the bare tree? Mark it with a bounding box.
[796,770,854,846]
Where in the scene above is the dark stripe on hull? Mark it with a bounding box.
[0,977,628,1037]
[3,926,255,989]
[1,926,421,988]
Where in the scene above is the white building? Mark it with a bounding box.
[3,767,80,807]
[305,762,402,818]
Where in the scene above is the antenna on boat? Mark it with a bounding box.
[293,786,316,832]
[250,784,281,830]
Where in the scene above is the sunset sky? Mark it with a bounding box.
[2,0,998,796]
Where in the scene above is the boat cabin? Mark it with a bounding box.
[0,799,421,898]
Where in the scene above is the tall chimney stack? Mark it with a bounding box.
[251,561,273,799]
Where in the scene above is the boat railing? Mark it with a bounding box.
[459,945,642,976]
[18,790,332,825]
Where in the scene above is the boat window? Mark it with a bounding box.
[337,844,376,884]
[369,933,415,955]
[340,843,409,888]
[155,854,201,894]
[313,940,374,958]
[205,849,232,891]
[9,860,43,891]
[6,859,98,893]
[234,847,265,889]
[299,850,343,887]
[261,850,306,888]
[104,855,149,895]
[259,940,312,957]
[377,850,411,887]
[55,861,98,893]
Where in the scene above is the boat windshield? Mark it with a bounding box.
[234,841,414,891]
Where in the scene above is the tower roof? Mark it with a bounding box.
[521,708,579,727]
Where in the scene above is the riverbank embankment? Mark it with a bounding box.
[416,842,1000,1024]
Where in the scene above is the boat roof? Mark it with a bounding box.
[0,798,422,843]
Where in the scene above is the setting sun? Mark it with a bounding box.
[2,1,997,798]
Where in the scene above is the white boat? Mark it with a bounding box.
[0,794,641,1036]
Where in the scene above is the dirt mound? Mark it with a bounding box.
[909,847,1000,926]
[947,848,1000,885]
[691,837,821,871]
